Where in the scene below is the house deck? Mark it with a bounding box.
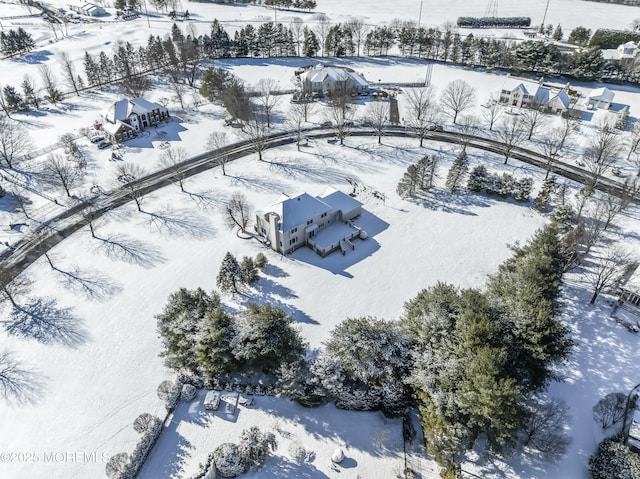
[309,221,360,257]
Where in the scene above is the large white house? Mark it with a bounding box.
[255,187,366,257]
[298,65,369,97]
[100,97,169,142]
[499,76,572,114]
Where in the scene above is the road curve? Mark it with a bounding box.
[0,125,634,283]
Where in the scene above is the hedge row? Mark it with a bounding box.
[589,29,640,49]
[457,16,531,28]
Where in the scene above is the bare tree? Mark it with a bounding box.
[256,78,281,128]
[224,192,252,233]
[114,163,147,212]
[38,64,62,105]
[346,18,369,56]
[58,51,80,96]
[206,131,229,175]
[626,122,640,162]
[159,146,189,191]
[440,79,476,124]
[41,153,84,197]
[455,115,479,153]
[521,105,549,140]
[243,113,269,161]
[495,115,527,164]
[288,102,307,151]
[0,351,39,405]
[405,87,437,147]
[290,17,305,56]
[558,115,579,150]
[365,100,388,144]
[0,268,32,309]
[326,85,354,146]
[314,15,332,56]
[0,115,32,169]
[583,123,622,189]
[540,127,569,179]
[480,94,503,131]
[585,245,632,304]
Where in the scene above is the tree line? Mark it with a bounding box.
[156,223,574,477]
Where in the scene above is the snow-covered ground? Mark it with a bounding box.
[1,1,640,479]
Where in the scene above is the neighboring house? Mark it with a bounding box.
[255,186,366,257]
[617,41,638,59]
[100,97,169,143]
[588,87,615,110]
[498,76,572,114]
[71,3,107,16]
[298,65,369,97]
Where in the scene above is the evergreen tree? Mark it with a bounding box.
[156,288,220,372]
[231,303,305,373]
[589,436,640,479]
[216,252,243,294]
[467,165,490,192]
[316,316,412,414]
[553,25,563,41]
[2,86,24,112]
[20,76,39,110]
[533,176,558,212]
[302,27,319,57]
[195,306,235,378]
[445,150,469,193]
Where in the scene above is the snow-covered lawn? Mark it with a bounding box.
[139,393,404,479]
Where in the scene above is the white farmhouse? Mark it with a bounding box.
[617,41,638,59]
[255,187,366,257]
[587,87,615,110]
[298,65,369,97]
[100,97,169,143]
[70,3,107,16]
[499,76,572,114]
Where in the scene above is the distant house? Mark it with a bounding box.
[498,76,572,114]
[101,97,169,143]
[298,65,369,97]
[255,187,366,257]
[588,87,615,110]
[617,41,638,59]
[70,3,107,16]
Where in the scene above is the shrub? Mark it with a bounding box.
[181,383,197,401]
[254,252,268,270]
[589,436,640,479]
[133,413,156,434]
[589,28,640,49]
[456,16,530,28]
[214,443,245,478]
[157,379,181,410]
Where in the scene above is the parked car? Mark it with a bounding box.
[90,135,105,143]
[427,124,443,131]
[96,140,111,150]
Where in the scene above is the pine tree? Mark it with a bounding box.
[445,150,469,193]
[2,86,24,112]
[216,252,243,294]
[240,256,258,285]
[553,25,563,41]
[533,176,557,212]
[156,288,220,372]
[303,27,319,57]
[195,307,235,378]
[467,165,489,192]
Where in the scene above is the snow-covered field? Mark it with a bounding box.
[1,1,640,479]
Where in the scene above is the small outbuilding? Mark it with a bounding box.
[588,87,615,110]
[204,391,221,411]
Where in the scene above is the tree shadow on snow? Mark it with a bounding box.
[266,158,352,184]
[263,263,289,278]
[52,265,122,302]
[142,207,215,239]
[227,172,284,193]
[94,233,166,268]
[413,189,489,215]
[5,297,89,348]
[183,188,227,211]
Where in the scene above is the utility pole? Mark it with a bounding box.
[417,0,423,29]
[541,0,551,34]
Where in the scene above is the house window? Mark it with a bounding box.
[289,237,298,245]
[291,227,298,234]
[306,220,312,225]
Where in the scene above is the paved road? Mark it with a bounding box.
[0,125,635,284]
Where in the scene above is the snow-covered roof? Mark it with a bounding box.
[103,99,133,124]
[261,192,333,232]
[101,120,133,135]
[549,90,571,109]
[130,97,165,113]
[589,87,614,102]
[501,77,542,96]
[318,186,362,214]
[301,66,368,88]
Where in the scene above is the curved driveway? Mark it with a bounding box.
[0,125,634,282]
